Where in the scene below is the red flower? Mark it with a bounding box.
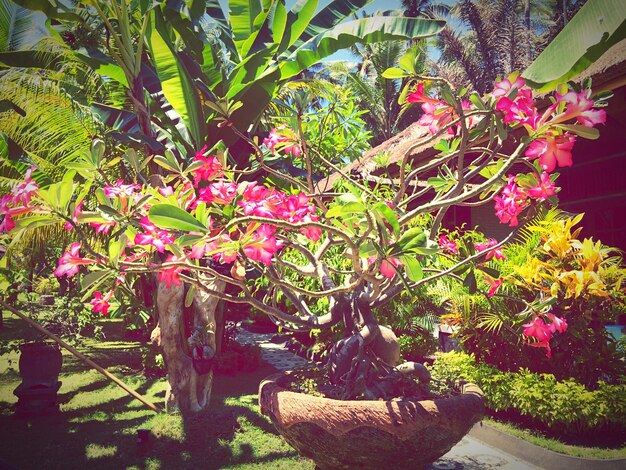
[242,224,284,266]
[438,235,459,255]
[91,290,113,316]
[198,181,238,205]
[158,255,185,287]
[485,275,503,297]
[192,150,223,187]
[263,127,302,157]
[11,166,39,205]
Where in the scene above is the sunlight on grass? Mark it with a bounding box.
[85,443,117,459]
[486,418,626,459]
[69,410,109,423]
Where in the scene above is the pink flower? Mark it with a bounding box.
[485,276,503,297]
[494,176,527,226]
[11,166,39,205]
[91,290,113,316]
[474,238,505,261]
[64,200,84,231]
[238,183,282,218]
[491,76,532,100]
[554,90,606,127]
[300,214,322,241]
[495,95,539,129]
[103,180,141,198]
[438,235,459,255]
[545,312,568,334]
[525,133,576,173]
[158,255,185,288]
[263,127,302,157]
[242,224,284,266]
[198,181,238,205]
[192,152,223,187]
[134,216,174,253]
[529,340,552,358]
[90,220,116,234]
[380,257,403,279]
[523,317,552,342]
[527,173,557,201]
[54,242,97,278]
[158,186,174,197]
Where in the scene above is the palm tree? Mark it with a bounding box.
[432,0,561,94]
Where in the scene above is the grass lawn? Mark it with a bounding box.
[0,312,314,470]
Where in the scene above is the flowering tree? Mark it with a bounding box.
[1,72,609,412]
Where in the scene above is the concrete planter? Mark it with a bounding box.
[259,372,484,469]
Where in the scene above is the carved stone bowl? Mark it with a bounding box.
[259,372,484,470]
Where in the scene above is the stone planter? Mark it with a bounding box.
[13,341,63,415]
[259,372,484,469]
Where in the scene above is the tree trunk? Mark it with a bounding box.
[155,276,225,413]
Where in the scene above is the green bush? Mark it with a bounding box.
[398,333,438,360]
[429,352,626,432]
[32,276,59,295]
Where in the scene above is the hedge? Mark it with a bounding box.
[428,352,626,432]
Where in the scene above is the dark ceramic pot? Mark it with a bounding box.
[259,372,484,470]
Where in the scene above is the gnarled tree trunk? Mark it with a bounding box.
[154,276,225,413]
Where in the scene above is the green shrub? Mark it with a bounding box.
[429,352,626,432]
[32,276,60,295]
[398,333,438,360]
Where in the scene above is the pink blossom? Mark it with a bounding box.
[238,183,282,218]
[300,214,322,242]
[494,176,527,226]
[91,290,113,316]
[485,276,503,297]
[192,152,223,187]
[103,180,141,198]
[495,95,539,129]
[525,133,576,173]
[158,186,174,197]
[380,257,403,279]
[474,238,506,261]
[527,173,557,201]
[64,200,84,231]
[242,224,284,266]
[54,242,97,278]
[263,127,302,157]
[11,166,39,205]
[438,235,459,255]
[523,317,552,342]
[490,76,532,100]
[205,233,240,264]
[198,181,238,205]
[158,255,185,287]
[277,193,316,223]
[545,312,568,334]
[553,90,606,127]
[90,220,116,234]
[134,216,174,253]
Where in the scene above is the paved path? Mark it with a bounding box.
[235,326,538,470]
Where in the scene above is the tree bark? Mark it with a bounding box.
[155,276,225,413]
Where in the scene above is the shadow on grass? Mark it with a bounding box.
[0,316,311,470]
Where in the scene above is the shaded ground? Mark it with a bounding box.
[0,314,313,470]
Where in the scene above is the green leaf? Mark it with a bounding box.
[229,0,263,44]
[464,270,477,294]
[396,227,427,252]
[555,124,600,140]
[146,9,204,146]
[478,266,500,278]
[381,67,407,79]
[184,284,196,308]
[523,0,626,91]
[0,0,50,51]
[373,202,400,237]
[358,241,377,258]
[399,255,423,282]
[280,16,445,79]
[325,201,365,218]
[149,204,208,233]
